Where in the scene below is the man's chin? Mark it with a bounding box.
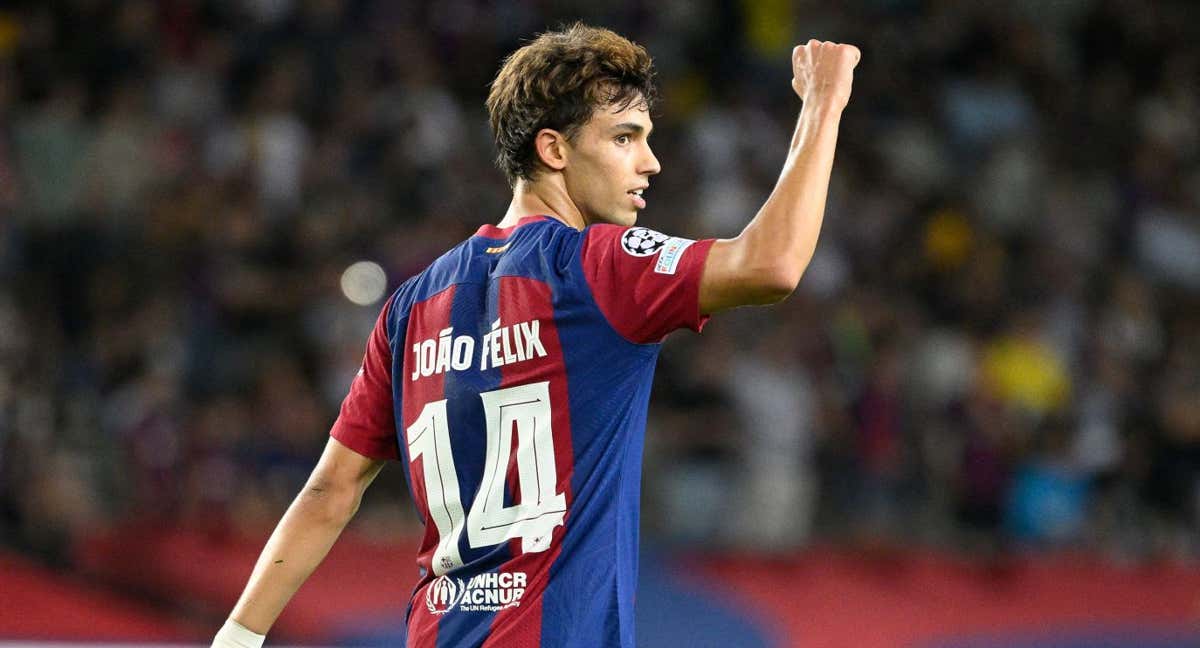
[613,210,639,227]
[588,212,637,227]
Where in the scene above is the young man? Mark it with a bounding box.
[213,24,859,648]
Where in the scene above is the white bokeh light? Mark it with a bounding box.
[340,261,387,306]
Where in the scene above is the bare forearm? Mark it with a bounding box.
[739,100,844,285]
[229,488,357,634]
[698,41,858,313]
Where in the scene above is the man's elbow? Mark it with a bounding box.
[297,478,361,526]
[752,263,805,304]
[706,237,810,308]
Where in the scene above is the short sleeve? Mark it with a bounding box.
[330,298,399,460]
[580,224,716,344]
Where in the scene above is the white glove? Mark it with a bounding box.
[212,619,266,648]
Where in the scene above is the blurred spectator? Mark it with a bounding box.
[1005,416,1091,547]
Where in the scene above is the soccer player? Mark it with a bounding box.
[212,24,858,648]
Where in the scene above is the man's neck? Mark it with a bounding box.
[499,177,587,231]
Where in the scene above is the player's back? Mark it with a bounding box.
[332,215,714,648]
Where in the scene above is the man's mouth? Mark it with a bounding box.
[628,188,646,209]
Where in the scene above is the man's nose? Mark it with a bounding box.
[641,144,661,176]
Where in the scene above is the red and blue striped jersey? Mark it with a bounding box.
[331,215,714,647]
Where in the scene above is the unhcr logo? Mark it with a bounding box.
[425,575,466,615]
[424,571,528,614]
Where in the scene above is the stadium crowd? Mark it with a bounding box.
[1,0,1198,574]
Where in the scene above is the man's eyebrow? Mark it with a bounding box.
[611,122,652,136]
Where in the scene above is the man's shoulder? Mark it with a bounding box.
[386,239,472,319]
[390,220,585,316]
[493,218,590,275]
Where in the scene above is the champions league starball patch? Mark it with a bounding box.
[621,227,671,257]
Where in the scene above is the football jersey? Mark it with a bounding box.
[331,215,715,648]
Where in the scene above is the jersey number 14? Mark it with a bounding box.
[407,381,566,576]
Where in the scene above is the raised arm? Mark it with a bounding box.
[212,437,385,647]
[699,40,860,313]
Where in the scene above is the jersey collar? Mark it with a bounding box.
[474,215,552,238]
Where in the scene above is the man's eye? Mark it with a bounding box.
[615,135,630,145]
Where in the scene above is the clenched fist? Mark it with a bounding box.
[792,40,861,110]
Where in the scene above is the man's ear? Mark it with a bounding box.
[534,128,568,172]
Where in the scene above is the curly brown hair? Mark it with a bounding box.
[486,24,658,186]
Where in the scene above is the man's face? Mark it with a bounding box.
[561,97,661,227]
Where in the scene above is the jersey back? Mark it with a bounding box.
[331,215,714,648]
